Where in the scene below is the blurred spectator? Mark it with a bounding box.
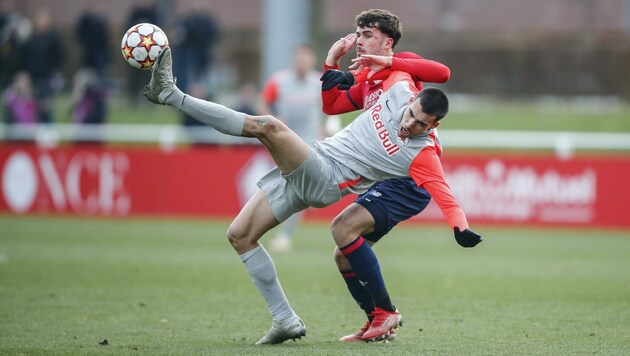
[235,82,259,115]
[260,43,324,141]
[173,6,219,92]
[3,71,37,125]
[0,0,31,91]
[259,42,324,252]
[125,0,159,104]
[71,68,107,125]
[23,9,65,123]
[75,1,110,79]
[128,0,158,26]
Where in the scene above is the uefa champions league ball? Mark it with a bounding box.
[121,23,169,70]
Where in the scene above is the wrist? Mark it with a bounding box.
[325,55,340,67]
[323,62,339,71]
[387,56,396,69]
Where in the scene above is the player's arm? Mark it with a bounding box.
[352,52,450,86]
[409,148,482,248]
[390,52,450,84]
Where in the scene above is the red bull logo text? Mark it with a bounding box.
[370,103,400,156]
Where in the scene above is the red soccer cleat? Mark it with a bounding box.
[360,307,402,341]
[340,321,371,342]
[340,319,397,342]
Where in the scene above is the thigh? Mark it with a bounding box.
[283,150,342,208]
[245,115,311,175]
[257,167,310,222]
[356,178,432,242]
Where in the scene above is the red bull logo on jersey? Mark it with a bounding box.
[370,103,400,156]
[364,88,383,110]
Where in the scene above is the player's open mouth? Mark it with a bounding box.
[399,127,409,138]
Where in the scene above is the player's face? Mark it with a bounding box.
[355,26,393,57]
[293,47,315,75]
[398,100,440,140]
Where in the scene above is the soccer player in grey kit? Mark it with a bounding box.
[143,46,482,344]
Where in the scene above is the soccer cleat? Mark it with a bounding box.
[361,307,402,341]
[143,46,177,105]
[255,316,306,345]
[340,320,396,342]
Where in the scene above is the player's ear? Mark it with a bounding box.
[383,37,394,51]
[432,120,441,129]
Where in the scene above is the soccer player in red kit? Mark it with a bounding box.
[319,9,477,342]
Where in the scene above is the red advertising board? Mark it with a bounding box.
[1,143,629,228]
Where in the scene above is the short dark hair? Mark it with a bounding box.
[354,9,402,48]
[417,88,449,121]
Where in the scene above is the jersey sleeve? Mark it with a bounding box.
[321,64,364,115]
[390,52,451,84]
[408,148,469,231]
[364,52,450,92]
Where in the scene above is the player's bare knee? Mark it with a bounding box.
[226,225,250,252]
[330,214,354,245]
[226,227,240,249]
[330,214,344,236]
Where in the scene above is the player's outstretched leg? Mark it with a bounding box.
[143,47,176,105]
[143,47,245,136]
[256,315,307,345]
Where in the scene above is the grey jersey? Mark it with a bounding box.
[312,81,440,195]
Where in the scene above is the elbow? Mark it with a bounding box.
[437,68,451,83]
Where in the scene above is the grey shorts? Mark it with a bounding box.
[257,149,343,222]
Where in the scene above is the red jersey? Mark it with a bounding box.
[322,52,450,115]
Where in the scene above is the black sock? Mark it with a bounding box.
[340,269,375,319]
[340,237,395,312]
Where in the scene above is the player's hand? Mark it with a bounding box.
[325,33,357,66]
[349,54,393,78]
[454,227,482,248]
[321,70,355,91]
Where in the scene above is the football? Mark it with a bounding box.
[121,23,169,70]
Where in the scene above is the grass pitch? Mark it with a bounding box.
[0,215,628,355]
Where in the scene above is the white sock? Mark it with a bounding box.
[165,88,245,136]
[239,245,295,323]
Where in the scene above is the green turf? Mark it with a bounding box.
[0,215,629,355]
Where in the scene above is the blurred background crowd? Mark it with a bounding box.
[1,0,630,129]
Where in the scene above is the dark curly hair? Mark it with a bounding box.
[354,9,402,48]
